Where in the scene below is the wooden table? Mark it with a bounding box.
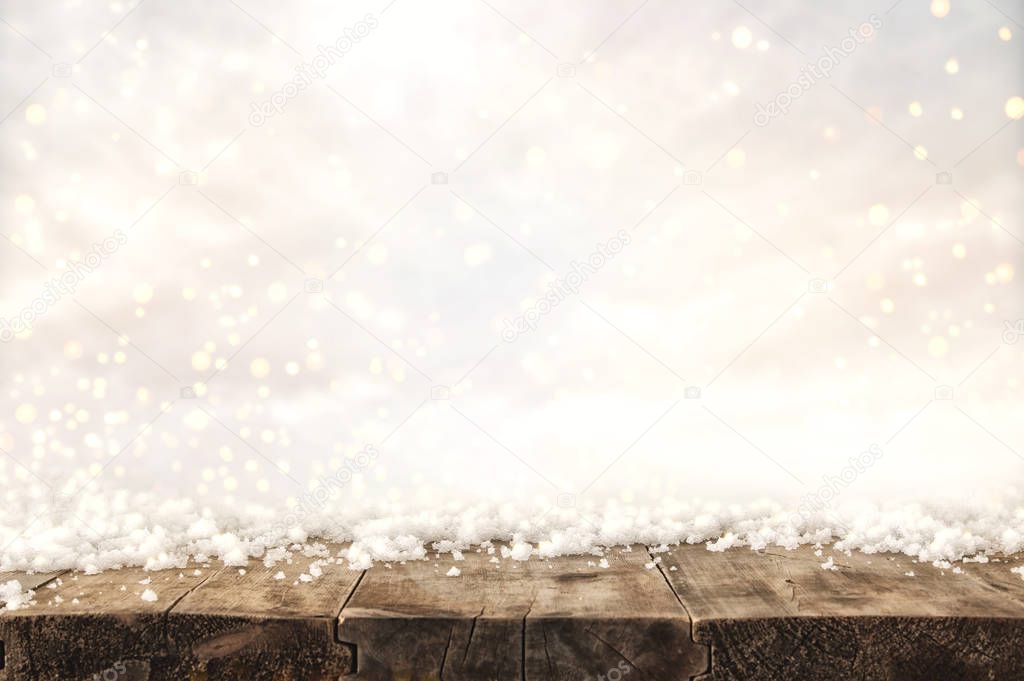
[1,544,1021,680]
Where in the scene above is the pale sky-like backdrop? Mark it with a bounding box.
[1,0,1022,568]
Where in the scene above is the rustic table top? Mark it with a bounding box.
[2,544,1022,681]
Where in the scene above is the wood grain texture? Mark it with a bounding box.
[166,545,361,681]
[658,544,1024,681]
[3,545,1022,680]
[0,564,211,681]
[337,545,707,681]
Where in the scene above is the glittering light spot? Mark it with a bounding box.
[285,361,300,376]
[868,204,889,226]
[184,410,209,430]
[944,58,958,74]
[928,336,948,358]
[463,243,492,267]
[14,195,35,215]
[133,284,154,304]
[731,26,752,49]
[1005,96,1024,120]
[930,0,950,18]
[587,132,620,169]
[526,146,546,168]
[951,107,963,120]
[909,101,923,117]
[723,81,739,96]
[913,145,928,161]
[726,148,746,168]
[960,199,980,221]
[267,281,288,302]
[250,357,270,378]
[995,263,1014,283]
[453,200,475,222]
[63,340,83,359]
[191,351,211,371]
[25,104,47,125]
[913,273,928,287]
[999,26,1012,41]
[952,243,966,259]
[880,298,895,314]
[247,254,260,267]
[366,243,388,265]
[15,403,37,424]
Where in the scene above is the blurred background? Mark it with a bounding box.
[0,0,1022,565]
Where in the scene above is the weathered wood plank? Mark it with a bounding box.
[3,545,1022,680]
[337,545,707,681]
[166,544,361,681]
[657,544,1024,681]
[0,564,212,681]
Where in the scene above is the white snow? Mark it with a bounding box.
[1,580,34,611]
[140,588,158,602]
[2,494,1024,573]
[446,566,461,577]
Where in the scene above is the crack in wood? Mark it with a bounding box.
[540,622,554,676]
[521,599,533,681]
[648,545,711,680]
[438,622,455,681]
[462,606,484,665]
